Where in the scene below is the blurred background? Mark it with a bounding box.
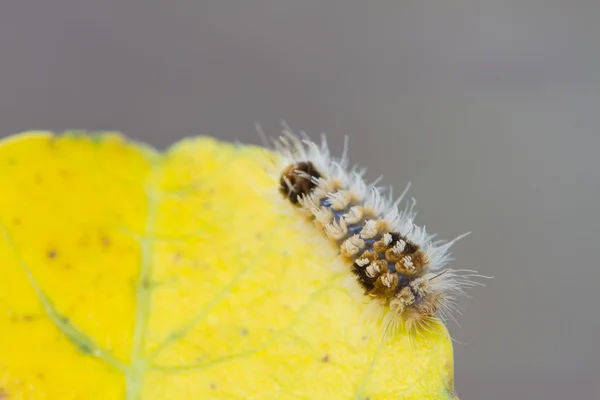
[1,1,598,399]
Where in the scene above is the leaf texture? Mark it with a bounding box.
[0,132,458,399]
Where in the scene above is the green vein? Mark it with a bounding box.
[148,255,254,360]
[0,223,127,373]
[125,170,161,400]
[147,228,285,361]
[353,332,386,400]
[151,273,343,373]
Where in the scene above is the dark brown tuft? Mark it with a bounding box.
[352,262,375,292]
[279,161,322,204]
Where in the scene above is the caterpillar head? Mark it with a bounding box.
[279,161,322,204]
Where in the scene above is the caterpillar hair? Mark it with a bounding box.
[270,126,487,336]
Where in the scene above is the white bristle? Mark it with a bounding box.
[359,220,378,239]
[340,234,366,257]
[271,125,488,335]
[343,206,364,224]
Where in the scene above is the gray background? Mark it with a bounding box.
[1,1,598,399]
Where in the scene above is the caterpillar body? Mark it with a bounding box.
[273,129,484,335]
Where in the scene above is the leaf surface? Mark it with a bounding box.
[0,132,458,399]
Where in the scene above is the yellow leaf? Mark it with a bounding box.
[0,132,458,400]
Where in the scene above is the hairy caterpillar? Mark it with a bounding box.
[272,127,485,335]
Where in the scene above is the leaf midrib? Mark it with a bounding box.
[125,171,161,400]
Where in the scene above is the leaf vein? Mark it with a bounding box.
[0,222,127,373]
[150,273,342,373]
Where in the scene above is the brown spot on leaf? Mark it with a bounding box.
[101,236,110,247]
[47,249,57,259]
[321,355,330,363]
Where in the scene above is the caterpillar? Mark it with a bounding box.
[272,128,485,335]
